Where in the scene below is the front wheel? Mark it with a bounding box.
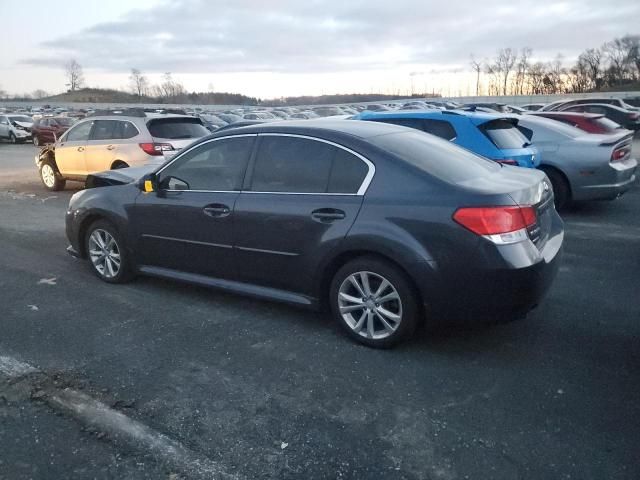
[85,220,133,284]
[330,256,419,348]
[33,136,40,147]
[39,160,66,191]
[9,132,17,144]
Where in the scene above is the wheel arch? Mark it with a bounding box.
[539,164,572,197]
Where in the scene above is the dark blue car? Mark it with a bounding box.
[353,110,540,168]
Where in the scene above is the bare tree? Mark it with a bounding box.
[484,62,500,95]
[32,89,49,99]
[494,48,518,95]
[0,85,5,99]
[469,55,483,96]
[129,68,148,97]
[514,47,532,95]
[579,48,603,90]
[64,59,84,91]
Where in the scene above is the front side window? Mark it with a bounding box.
[65,121,94,142]
[250,136,368,194]
[159,136,255,191]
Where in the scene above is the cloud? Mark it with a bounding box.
[22,0,640,74]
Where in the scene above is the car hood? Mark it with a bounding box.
[85,164,160,188]
[14,121,33,128]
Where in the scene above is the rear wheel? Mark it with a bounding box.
[330,256,418,348]
[85,220,133,284]
[111,161,129,169]
[39,160,66,191]
[543,168,570,210]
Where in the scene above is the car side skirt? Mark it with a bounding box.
[138,265,318,309]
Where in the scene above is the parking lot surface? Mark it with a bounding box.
[1,141,639,479]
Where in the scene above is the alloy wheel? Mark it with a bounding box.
[41,164,56,188]
[338,271,403,340]
[88,229,121,279]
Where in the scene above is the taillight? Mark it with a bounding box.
[494,159,518,166]
[139,142,174,156]
[611,147,628,162]
[453,206,537,245]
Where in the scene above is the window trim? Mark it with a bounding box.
[155,132,375,196]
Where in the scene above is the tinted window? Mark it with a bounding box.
[328,149,368,194]
[90,120,118,140]
[371,117,424,131]
[53,118,74,127]
[422,119,457,140]
[251,137,334,193]
[369,130,499,184]
[147,118,209,139]
[114,121,139,139]
[479,120,529,149]
[159,136,254,191]
[66,121,94,142]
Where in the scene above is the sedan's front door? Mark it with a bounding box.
[133,135,256,279]
[234,134,371,296]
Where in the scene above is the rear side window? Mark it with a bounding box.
[90,120,118,140]
[422,119,456,140]
[147,118,209,140]
[370,130,499,184]
[371,117,424,131]
[479,120,528,149]
[593,116,621,130]
[114,121,139,139]
[250,136,368,194]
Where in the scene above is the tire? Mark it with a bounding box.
[330,256,419,348]
[33,136,40,147]
[543,168,570,210]
[9,132,16,144]
[84,220,133,284]
[39,160,66,191]
[111,161,129,170]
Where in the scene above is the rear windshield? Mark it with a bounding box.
[479,119,529,149]
[147,117,209,139]
[593,116,622,131]
[370,130,500,183]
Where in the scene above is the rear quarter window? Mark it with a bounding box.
[370,130,500,184]
[147,118,209,139]
[479,120,528,149]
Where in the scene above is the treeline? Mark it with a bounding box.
[263,93,439,107]
[471,34,640,96]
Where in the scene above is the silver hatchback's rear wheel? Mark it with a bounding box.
[330,256,419,348]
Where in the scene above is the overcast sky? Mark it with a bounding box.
[2,0,639,98]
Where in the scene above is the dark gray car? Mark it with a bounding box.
[65,120,563,348]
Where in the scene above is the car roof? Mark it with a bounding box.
[531,111,603,119]
[565,103,628,112]
[356,109,510,126]
[208,119,411,139]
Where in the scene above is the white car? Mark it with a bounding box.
[0,114,33,143]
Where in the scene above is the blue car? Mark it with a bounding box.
[353,110,540,168]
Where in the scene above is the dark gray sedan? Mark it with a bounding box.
[65,120,563,347]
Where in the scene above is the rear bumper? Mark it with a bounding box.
[426,230,563,324]
[574,162,637,201]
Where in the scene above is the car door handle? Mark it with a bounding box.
[106,145,115,150]
[311,208,346,223]
[77,146,84,152]
[203,204,231,218]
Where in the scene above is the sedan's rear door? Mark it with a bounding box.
[233,134,372,297]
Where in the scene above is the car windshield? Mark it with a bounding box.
[480,119,529,149]
[370,130,500,184]
[147,117,210,139]
[9,116,32,123]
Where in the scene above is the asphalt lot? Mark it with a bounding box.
[1,140,639,480]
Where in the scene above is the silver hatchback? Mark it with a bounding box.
[35,110,210,191]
